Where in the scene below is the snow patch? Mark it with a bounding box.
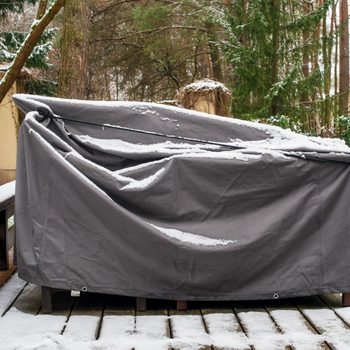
[75,134,220,154]
[150,224,237,246]
[0,180,15,205]
[183,79,230,93]
[0,274,26,316]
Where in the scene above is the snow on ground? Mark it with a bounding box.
[0,309,67,350]
[64,315,101,342]
[302,308,350,349]
[238,311,288,350]
[0,274,26,315]
[1,275,350,350]
[269,309,323,349]
[203,313,250,349]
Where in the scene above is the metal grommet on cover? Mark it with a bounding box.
[82,286,88,292]
[273,293,279,299]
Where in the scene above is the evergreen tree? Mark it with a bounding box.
[222,0,333,134]
[0,0,65,103]
[0,29,56,69]
[0,0,37,18]
[339,0,349,117]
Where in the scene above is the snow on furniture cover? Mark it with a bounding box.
[13,94,350,300]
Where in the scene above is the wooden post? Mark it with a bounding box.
[136,297,147,311]
[41,286,53,313]
[176,300,187,311]
[342,293,350,306]
[0,210,6,270]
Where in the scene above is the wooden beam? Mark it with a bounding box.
[342,293,350,306]
[0,210,6,270]
[176,300,187,311]
[136,297,147,312]
[41,286,53,314]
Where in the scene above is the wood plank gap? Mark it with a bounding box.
[133,300,137,333]
[60,297,77,335]
[293,303,333,350]
[263,306,294,350]
[167,307,175,350]
[1,281,28,317]
[199,309,214,350]
[95,301,106,340]
[318,295,350,329]
[232,307,255,350]
[199,309,210,334]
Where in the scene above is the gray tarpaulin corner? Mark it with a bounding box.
[13,93,350,300]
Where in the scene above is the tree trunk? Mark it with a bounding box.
[311,0,322,134]
[339,0,349,116]
[270,0,280,116]
[0,0,65,104]
[206,22,223,82]
[322,2,332,131]
[333,3,339,119]
[302,0,311,131]
[59,0,90,99]
[36,0,48,19]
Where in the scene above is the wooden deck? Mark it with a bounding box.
[1,272,350,349]
[0,249,15,288]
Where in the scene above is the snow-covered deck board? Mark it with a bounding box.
[0,274,349,349]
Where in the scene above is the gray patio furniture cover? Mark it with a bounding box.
[13,94,350,300]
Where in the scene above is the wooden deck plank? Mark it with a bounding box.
[134,314,170,350]
[99,295,135,349]
[266,304,325,350]
[320,294,350,328]
[10,283,41,314]
[0,284,67,349]
[0,273,26,316]
[169,307,211,350]
[235,306,290,350]
[2,281,350,350]
[202,308,250,350]
[295,295,350,349]
[63,292,105,341]
[0,248,15,288]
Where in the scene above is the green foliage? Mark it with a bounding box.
[262,115,303,133]
[0,0,37,18]
[222,0,333,133]
[132,4,171,31]
[24,79,58,96]
[337,115,350,146]
[0,29,57,69]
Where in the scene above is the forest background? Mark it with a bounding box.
[1,0,349,143]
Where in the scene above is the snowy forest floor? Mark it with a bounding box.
[1,273,350,349]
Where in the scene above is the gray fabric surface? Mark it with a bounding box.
[13,94,350,300]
